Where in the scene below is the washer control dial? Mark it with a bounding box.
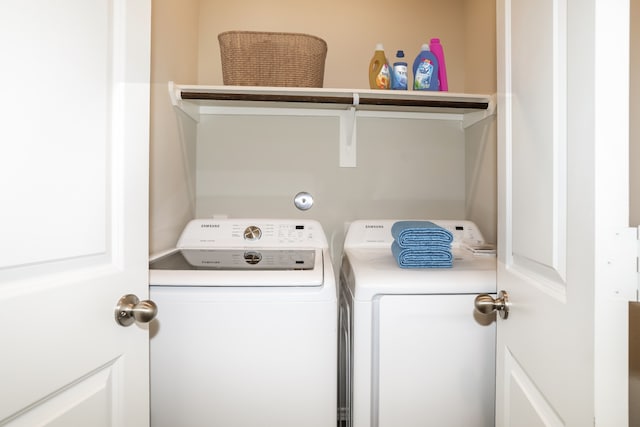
[243,251,262,265]
[243,225,262,241]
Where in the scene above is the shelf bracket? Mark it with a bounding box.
[168,81,199,122]
[339,107,357,167]
[461,94,497,128]
[339,93,359,168]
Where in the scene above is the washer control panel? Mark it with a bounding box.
[177,219,328,249]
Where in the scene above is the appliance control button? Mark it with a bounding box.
[243,251,262,265]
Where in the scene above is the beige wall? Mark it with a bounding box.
[198,0,473,91]
[463,0,497,242]
[629,2,639,425]
[149,0,498,255]
[149,0,199,253]
[463,0,497,93]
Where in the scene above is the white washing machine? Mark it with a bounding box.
[339,219,496,427]
[149,218,337,427]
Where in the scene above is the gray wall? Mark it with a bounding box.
[194,114,473,262]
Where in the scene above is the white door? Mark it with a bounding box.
[496,0,632,425]
[0,1,152,426]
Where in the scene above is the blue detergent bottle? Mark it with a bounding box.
[391,50,408,90]
[412,44,439,91]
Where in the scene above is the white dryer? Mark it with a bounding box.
[149,218,337,427]
[339,219,496,427]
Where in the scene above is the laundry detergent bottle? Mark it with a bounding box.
[369,43,391,89]
[412,44,439,91]
[429,38,448,91]
[391,50,408,90]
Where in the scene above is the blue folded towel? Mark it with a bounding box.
[391,221,453,247]
[391,241,453,269]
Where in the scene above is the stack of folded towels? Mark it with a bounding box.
[391,220,454,268]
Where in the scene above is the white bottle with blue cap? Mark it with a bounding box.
[391,50,408,90]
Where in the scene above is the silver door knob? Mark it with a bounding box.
[115,294,158,326]
[474,290,510,319]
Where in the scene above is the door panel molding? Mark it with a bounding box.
[0,0,115,270]
[503,350,564,427]
[2,359,120,427]
[508,256,567,303]
[504,0,568,290]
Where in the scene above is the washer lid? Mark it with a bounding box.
[149,248,325,287]
[151,249,316,271]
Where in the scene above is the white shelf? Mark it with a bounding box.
[168,82,496,167]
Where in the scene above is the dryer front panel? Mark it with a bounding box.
[374,294,496,427]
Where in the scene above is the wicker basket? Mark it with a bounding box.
[218,31,327,88]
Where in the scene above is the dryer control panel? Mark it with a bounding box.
[177,219,329,249]
[343,219,489,249]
